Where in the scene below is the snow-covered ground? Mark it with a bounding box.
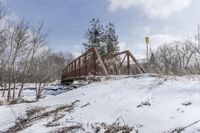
[0,81,72,101]
[1,74,200,133]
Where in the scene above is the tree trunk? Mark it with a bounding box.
[12,68,16,99]
[18,82,24,98]
[12,82,16,99]
[2,83,6,97]
[36,82,42,100]
[7,81,11,102]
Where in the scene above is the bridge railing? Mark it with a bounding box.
[61,47,108,82]
[104,50,146,75]
[61,47,146,83]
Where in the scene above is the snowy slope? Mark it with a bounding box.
[1,74,200,133]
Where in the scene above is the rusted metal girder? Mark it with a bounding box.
[61,47,146,83]
[111,50,146,74]
[61,47,108,83]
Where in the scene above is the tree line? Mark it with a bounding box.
[82,19,200,76]
[0,11,120,102]
[150,27,200,75]
[0,3,74,101]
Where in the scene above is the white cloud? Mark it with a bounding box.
[123,34,181,59]
[149,34,181,49]
[108,0,191,19]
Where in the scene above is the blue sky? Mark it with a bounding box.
[4,0,200,58]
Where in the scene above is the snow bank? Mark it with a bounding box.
[1,74,200,133]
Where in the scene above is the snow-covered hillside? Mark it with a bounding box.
[1,74,200,133]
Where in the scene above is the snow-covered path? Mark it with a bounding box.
[1,74,200,133]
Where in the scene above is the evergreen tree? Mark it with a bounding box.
[82,19,120,58]
[82,18,106,55]
[105,23,120,57]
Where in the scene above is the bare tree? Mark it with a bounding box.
[0,1,9,89]
[153,40,196,75]
[0,2,8,20]
[28,50,56,100]
[17,23,48,98]
[175,41,196,73]
[154,44,179,74]
[64,52,74,65]
[6,19,30,101]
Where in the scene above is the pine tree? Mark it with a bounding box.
[82,18,106,55]
[82,19,120,58]
[105,23,120,57]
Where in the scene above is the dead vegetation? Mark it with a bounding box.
[48,117,137,133]
[80,102,90,108]
[25,106,46,117]
[5,100,79,133]
[182,102,192,106]
[167,120,200,133]
[89,117,138,133]
[46,113,66,127]
[48,124,84,133]
[137,101,151,108]
[0,100,4,105]
[102,122,134,133]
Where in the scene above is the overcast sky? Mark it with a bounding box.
[4,0,200,58]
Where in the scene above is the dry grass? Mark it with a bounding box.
[46,114,65,127]
[0,100,4,105]
[89,117,136,133]
[48,124,84,133]
[6,100,79,133]
[25,106,45,117]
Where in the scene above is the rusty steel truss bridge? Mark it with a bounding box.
[61,47,146,83]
